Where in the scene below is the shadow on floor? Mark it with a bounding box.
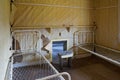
[53,55,120,80]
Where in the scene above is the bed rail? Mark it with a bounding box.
[4,59,12,80]
[73,30,94,46]
[78,44,120,66]
[36,72,71,80]
[74,30,120,67]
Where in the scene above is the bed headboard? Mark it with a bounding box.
[12,30,40,53]
[73,30,94,46]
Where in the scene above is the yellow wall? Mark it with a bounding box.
[118,0,120,43]
[94,0,120,50]
[12,0,120,50]
[12,0,94,29]
[0,0,120,79]
[0,0,11,80]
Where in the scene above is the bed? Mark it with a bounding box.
[6,30,71,80]
[73,29,120,67]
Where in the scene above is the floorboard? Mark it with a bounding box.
[53,55,120,80]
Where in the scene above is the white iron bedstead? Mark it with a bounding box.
[6,30,71,80]
[74,29,120,67]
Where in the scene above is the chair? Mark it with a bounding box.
[58,51,73,70]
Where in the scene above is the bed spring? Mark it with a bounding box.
[6,52,71,80]
[5,30,71,80]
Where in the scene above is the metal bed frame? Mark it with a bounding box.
[74,29,120,67]
[6,30,71,80]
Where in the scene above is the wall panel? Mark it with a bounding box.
[12,0,94,29]
[0,0,11,80]
[95,0,120,50]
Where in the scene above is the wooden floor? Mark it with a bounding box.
[53,55,120,80]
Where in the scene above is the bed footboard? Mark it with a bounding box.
[6,52,71,80]
[36,72,71,80]
[5,30,71,80]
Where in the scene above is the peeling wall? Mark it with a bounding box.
[39,27,92,53]
[0,0,11,80]
[39,27,80,50]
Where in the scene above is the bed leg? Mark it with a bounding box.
[59,57,63,70]
[68,57,72,67]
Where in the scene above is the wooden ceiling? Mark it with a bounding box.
[11,0,94,29]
